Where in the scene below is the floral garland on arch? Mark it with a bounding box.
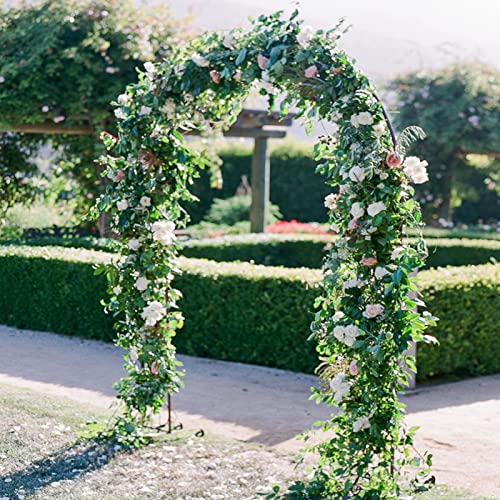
[95,10,437,498]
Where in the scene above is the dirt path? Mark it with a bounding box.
[1,325,499,497]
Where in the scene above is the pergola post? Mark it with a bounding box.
[250,136,270,233]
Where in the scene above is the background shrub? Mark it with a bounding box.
[0,245,498,381]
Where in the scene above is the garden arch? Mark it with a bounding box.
[97,10,436,497]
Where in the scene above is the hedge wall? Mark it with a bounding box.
[0,245,498,381]
[186,143,330,223]
[183,234,500,269]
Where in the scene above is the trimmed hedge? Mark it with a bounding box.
[0,245,498,381]
[183,234,500,269]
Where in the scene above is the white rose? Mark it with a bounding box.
[329,373,350,403]
[403,156,429,184]
[374,266,390,280]
[349,166,366,183]
[141,301,166,327]
[330,223,340,233]
[112,286,122,295]
[161,99,176,117]
[223,32,235,49]
[353,416,370,432]
[391,246,405,261]
[333,325,359,347]
[114,108,127,120]
[297,25,315,47]
[191,53,210,67]
[379,172,389,180]
[117,200,129,211]
[343,278,363,290]
[332,311,345,322]
[362,304,384,319]
[333,326,345,342]
[135,277,150,292]
[372,122,385,137]
[144,61,155,75]
[128,238,141,251]
[140,196,151,208]
[151,220,176,246]
[138,105,152,116]
[0,76,5,84]
[367,201,386,217]
[350,202,365,219]
[324,193,337,210]
[117,93,130,106]
[351,111,374,128]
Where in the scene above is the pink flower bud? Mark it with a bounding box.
[257,54,269,70]
[304,65,319,78]
[331,67,342,75]
[348,218,359,230]
[349,360,359,376]
[234,69,242,82]
[116,170,125,181]
[209,70,220,84]
[361,256,378,267]
[386,152,403,168]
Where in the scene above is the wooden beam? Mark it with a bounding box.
[1,122,94,135]
[222,127,286,139]
[250,136,270,233]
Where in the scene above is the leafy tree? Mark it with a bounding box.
[0,0,188,227]
[390,64,500,224]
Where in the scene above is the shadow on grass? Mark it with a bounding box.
[0,439,126,498]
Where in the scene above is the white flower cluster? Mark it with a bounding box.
[329,372,350,403]
[324,193,337,210]
[362,304,384,319]
[353,415,371,432]
[141,300,166,327]
[333,324,360,347]
[350,111,374,128]
[297,25,315,47]
[151,220,176,246]
[402,156,429,184]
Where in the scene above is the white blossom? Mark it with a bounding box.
[112,286,122,295]
[367,201,386,217]
[117,94,130,106]
[297,25,315,47]
[114,108,127,120]
[141,301,166,326]
[117,200,129,211]
[349,166,366,183]
[333,325,360,347]
[138,105,152,116]
[223,32,235,49]
[372,122,385,137]
[324,193,337,210]
[140,196,151,208]
[391,246,405,260]
[191,53,210,67]
[161,99,176,118]
[128,238,141,251]
[350,202,365,219]
[144,61,156,75]
[403,156,429,184]
[353,415,371,432]
[0,76,5,84]
[151,220,176,246]
[362,304,384,319]
[374,266,390,279]
[329,373,350,403]
[135,277,150,292]
[350,111,374,128]
[332,311,345,322]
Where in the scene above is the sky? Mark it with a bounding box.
[170,0,500,81]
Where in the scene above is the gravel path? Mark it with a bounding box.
[0,324,499,497]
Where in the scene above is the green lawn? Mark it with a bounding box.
[0,384,492,499]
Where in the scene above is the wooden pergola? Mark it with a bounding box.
[3,109,294,232]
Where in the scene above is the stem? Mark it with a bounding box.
[373,92,397,148]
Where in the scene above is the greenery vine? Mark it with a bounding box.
[96,10,437,497]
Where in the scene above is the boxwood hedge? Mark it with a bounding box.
[182,234,500,269]
[0,245,498,381]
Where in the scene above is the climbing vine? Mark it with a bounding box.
[96,10,437,497]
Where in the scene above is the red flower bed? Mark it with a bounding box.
[266,220,328,234]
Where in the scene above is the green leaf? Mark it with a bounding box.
[235,47,247,66]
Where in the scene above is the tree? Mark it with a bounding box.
[390,64,500,224]
[0,0,189,228]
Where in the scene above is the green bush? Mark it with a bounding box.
[0,245,498,381]
[204,195,282,226]
[183,234,500,269]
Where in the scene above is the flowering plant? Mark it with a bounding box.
[96,9,437,497]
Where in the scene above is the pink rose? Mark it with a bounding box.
[151,361,159,375]
[348,218,359,229]
[209,70,220,84]
[361,256,378,267]
[257,54,269,70]
[386,152,403,168]
[116,170,125,182]
[304,65,319,78]
[331,67,342,75]
[349,360,359,376]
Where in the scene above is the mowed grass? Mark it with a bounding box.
[0,383,493,499]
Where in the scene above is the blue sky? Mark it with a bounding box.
[171,0,500,81]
